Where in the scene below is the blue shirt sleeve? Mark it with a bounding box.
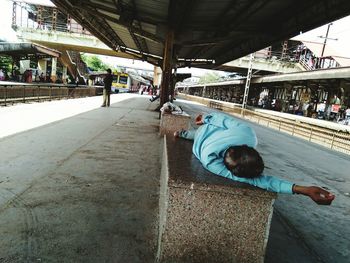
[203,156,294,194]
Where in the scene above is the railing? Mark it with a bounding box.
[67,51,89,78]
[12,2,91,36]
[0,83,103,106]
[298,56,314,71]
[179,93,350,155]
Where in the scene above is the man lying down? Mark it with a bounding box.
[174,112,335,205]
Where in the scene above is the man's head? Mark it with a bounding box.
[224,145,264,178]
[107,68,112,74]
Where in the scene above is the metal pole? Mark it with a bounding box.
[52,8,57,31]
[321,23,332,58]
[331,133,336,149]
[159,30,174,107]
[241,53,254,115]
[4,86,7,106]
[12,2,16,27]
[309,128,313,141]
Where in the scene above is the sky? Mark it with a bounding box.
[0,0,19,41]
[292,15,350,57]
[1,0,350,75]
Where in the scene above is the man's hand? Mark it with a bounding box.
[195,114,204,125]
[174,131,180,138]
[293,185,335,205]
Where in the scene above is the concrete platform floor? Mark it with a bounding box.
[0,94,349,263]
[0,95,161,262]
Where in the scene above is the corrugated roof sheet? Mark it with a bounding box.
[51,0,350,67]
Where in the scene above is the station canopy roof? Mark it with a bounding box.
[51,0,350,68]
[0,42,61,59]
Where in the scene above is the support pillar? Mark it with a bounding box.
[19,60,30,74]
[160,30,174,107]
[38,59,47,74]
[153,66,162,87]
[62,65,68,84]
[51,57,57,82]
[169,67,177,102]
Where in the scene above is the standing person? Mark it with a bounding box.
[174,112,335,205]
[0,69,4,81]
[40,72,45,82]
[101,68,113,107]
[346,107,350,118]
[149,86,160,102]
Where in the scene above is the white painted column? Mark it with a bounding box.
[51,57,57,82]
[38,59,47,74]
[19,60,30,74]
[62,65,68,84]
[153,66,162,87]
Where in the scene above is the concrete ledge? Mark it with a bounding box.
[159,112,191,135]
[157,135,276,263]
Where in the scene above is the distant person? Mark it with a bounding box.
[345,107,350,124]
[149,86,160,102]
[346,107,350,118]
[101,68,113,107]
[34,71,40,82]
[174,112,335,205]
[4,70,10,81]
[0,69,4,81]
[46,73,51,83]
[13,67,20,82]
[40,72,45,82]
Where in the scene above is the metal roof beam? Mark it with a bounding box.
[129,0,150,54]
[85,0,164,25]
[222,0,269,32]
[75,4,163,44]
[168,0,198,32]
[213,0,350,65]
[52,0,127,51]
[188,0,268,60]
[110,0,144,53]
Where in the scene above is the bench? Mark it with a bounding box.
[159,111,191,135]
[156,135,276,263]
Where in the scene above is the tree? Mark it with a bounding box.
[198,71,222,84]
[81,54,110,72]
[0,55,13,72]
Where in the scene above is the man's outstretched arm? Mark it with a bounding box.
[204,158,335,205]
[174,129,196,141]
[292,185,335,205]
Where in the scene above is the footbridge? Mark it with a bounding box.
[15,24,134,59]
[12,0,311,80]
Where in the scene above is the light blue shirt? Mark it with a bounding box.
[184,112,294,194]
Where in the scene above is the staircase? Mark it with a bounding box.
[59,51,89,84]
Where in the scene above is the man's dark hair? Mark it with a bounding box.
[224,145,264,178]
[107,68,112,74]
